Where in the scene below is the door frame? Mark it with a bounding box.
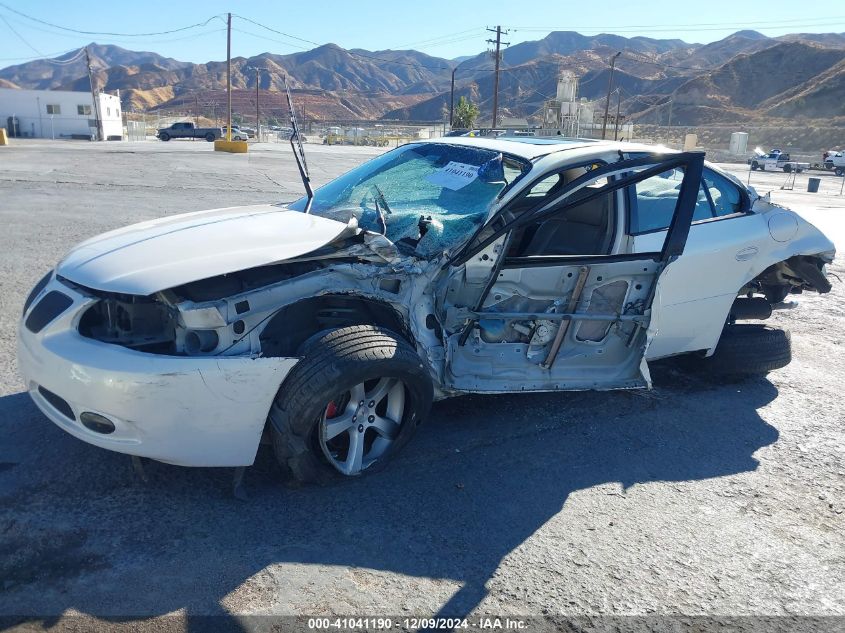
[439,152,706,391]
[449,151,706,270]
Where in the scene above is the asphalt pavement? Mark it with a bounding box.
[1,140,843,632]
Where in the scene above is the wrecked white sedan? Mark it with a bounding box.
[18,137,835,482]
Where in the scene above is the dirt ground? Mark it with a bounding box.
[0,140,843,632]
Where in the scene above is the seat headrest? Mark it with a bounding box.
[564,193,608,225]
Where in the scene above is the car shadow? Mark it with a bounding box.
[0,364,780,630]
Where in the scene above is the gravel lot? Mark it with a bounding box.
[1,140,844,631]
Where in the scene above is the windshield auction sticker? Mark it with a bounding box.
[426,161,480,190]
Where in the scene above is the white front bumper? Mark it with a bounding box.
[17,282,296,467]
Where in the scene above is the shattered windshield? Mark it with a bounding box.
[288,143,528,257]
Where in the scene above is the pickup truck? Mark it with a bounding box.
[822,150,845,177]
[157,122,223,142]
[749,149,809,173]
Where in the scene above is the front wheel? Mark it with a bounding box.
[269,325,433,483]
[159,132,170,141]
[836,167,845,177]
[750,161,759,171]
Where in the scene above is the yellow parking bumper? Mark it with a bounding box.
[214,139,248,153]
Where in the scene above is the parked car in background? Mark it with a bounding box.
[18,138,835,484]
[222,127,249,141]
[157,122,222,142]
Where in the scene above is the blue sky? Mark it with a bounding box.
[1,0,843,65]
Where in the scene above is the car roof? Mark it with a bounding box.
[423,136,676,160]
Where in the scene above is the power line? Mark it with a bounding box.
[0,48,81,62]
[0,3,225,37]
[0,13,45,57]
[42,48,88,66]
[232,14,321,47]
[511,16,845,33]
[0,13,228,46]
[231,27,311,51]
[234,14,456,70]
[394,28,486,50]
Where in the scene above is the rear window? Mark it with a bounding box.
[629,167,745,234]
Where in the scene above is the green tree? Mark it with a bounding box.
[452,96,479,129]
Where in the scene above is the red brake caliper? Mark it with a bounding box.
[325,400,339,419]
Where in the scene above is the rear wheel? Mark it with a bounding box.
[783,164,793,173]
[269,325,433,484]
[836,167,845,177]
[205,132,215,142]
[682,324,791,379]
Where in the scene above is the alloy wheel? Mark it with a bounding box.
[317,377,406,476]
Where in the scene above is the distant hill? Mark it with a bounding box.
[1,30,843,124]
[632,41,845,125]
[665,30,775,68]
[0,43,190,90]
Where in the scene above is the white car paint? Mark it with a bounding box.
[17,275,295,466]
[637,203,833,359]
[18,138,836,468]
[58,205,349,294]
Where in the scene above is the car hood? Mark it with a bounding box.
[57,205,351,295]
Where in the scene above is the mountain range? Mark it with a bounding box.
[1,30,844,126]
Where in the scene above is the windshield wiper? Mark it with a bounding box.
[371,185,391,235]
[373,184,392,216]
[284,75,314,213]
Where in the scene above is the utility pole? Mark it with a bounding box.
[666,97,675,147]
[85,46,103,141]
[255,67,260,139]
[486,26,509,129]
[226,12,232,141]
[449,67,456,128]
[601,51,621,140]
[614,89,622,141]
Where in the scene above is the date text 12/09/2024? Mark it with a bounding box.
[307,617,528,630]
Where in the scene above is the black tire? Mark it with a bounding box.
[750,161,759,171]
[692,325,791,378]
[159,132,170,141]
[762,284,790,304]
[836,167,845,177]
[783,163,793,173]
[205,132,215,142]
[269,325,433,484]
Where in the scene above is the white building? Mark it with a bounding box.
[0,88,123,140]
